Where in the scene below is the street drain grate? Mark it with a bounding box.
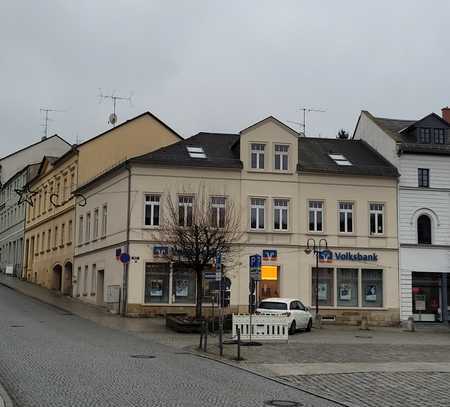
[10,325,24,328]
[130,355,156,359]
[264,401,303,407]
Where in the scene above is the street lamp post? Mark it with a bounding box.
[304,238,328,320]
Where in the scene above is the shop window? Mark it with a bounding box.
[172,265,196,304]
[337,268,358,307]
[144,263,170,303]
[312,268,334,306]
[417,214,431,244]
[362,269,383,307]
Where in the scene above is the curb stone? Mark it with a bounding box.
[0,381,13,407]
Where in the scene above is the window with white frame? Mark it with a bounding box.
[369,203,384,235]
[145,195,160,226]
[93,209,99,239]
[78,215,84,245]
[273,199,288,230]
[85,212,91,242]
[101,205,107,237]
[338,202,353,233]
[250,198,265,230]
[274,144,289,171]
[250,143,265,169]
[309,201,323,232]
[210,196,225,228]
[178,196,193,227]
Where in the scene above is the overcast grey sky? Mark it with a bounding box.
[1,0,449,157]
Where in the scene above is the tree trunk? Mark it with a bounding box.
[195,268,203,320]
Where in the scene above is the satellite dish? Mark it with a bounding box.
[108,113,117,125]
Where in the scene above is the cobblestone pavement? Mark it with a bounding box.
[281,372,450,407]
[0,286,341,407]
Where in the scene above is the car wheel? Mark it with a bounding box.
[305,318,312,332]
[289,320,296,335]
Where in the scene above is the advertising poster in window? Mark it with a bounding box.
[150,279,163,296]
[318,283,328,301]
[339,284,352,301]
[365,285,377,302]
[175,279,189,297]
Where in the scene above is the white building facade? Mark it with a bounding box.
[0,135,71,275]
[74,117,400,326]
[354,108,450,322]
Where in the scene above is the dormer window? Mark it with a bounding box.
[187,146,206,159]
[250,143,265,169]
[418,128,431,144]
[329,153,352,166]
[433,128,446,144]
[274,144,289,171]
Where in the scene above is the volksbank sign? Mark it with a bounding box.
[319,249,378,263]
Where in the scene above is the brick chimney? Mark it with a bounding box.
[442,106,450,124]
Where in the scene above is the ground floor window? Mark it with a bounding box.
[337,268,358,307]
[145,263,170,303]
[172,265,196,304]
[362,269,383,307]
[312,267,384,308]
[312,268,334,306]
[412,272,442,322]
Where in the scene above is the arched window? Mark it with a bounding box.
[417,214,432,244]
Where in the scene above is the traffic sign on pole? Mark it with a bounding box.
[249,254,261,280]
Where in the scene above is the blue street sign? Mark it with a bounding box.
[119,253,130,264]
[215,254,222,281]
[249,254,262,280]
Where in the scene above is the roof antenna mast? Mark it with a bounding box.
[98,89,133,127]
[299,107,326,137]
[40,108,65,140]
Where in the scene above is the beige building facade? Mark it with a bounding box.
[75,117,400,326]
[23,112,182,293]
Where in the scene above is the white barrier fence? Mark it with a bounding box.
[232,314,289,341]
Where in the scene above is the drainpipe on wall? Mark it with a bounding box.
[121,161,131,316]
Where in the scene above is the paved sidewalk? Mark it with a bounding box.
[0,274,199,350]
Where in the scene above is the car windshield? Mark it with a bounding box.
[258,301,287,310]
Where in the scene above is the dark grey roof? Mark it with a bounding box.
[132,132,242,169]
[398,143,450,156]
[298,138,399,177]
[364,111,415,142]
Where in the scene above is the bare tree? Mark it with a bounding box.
[157,187,242,320]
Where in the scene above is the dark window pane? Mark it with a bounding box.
[251,153,257,169]
[377,213,383,233]
[337,268,358,307]
[312,268,334,306]
[274,208,280,229]
[172,265,196,304]
[370,213,376,234]
[219,207,225,228]
[145,205,151,226]
[186,206,193,226]
[316,211,322,231]
[339,212,345,232]
[274,155,280,170]
[153,205,159,226]
[282,155,288,170]
[258,208,264,229]
[281,209,288,230]
[251,208,257,229]
[178,206,184,226]
[145,263,169,303]
[362,269,383,307]
[418,215,432,244]
[260,153,264,169]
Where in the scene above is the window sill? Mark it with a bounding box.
[82,293,87,296]
[306,231,327,236]
[92,238,98,243]
[271,230,292,234]
[248,229,268,233]
[90,293,96,296]
[143,225,161,230]
[337,233,356,237]
[369,234,385,239]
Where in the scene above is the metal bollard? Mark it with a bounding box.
[199,321,204,350]
[236,327,242,361]
[203,320,208,352]
[406,316,416,332]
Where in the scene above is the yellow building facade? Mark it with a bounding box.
[23,112,182,291]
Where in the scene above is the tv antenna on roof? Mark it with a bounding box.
[98,89,133,127]
[40,108,65,139]
[289,107,326,137]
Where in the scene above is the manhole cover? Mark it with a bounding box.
[10,325,24,328]
[264,401,303,407]
[130,355,156,359]
[355,335,372,339]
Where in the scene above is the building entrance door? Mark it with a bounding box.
[97,270,104,305]
[412,272,442,322]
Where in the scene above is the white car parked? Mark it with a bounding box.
[256,298,313,334]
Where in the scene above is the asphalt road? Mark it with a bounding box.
[0,285,340,407]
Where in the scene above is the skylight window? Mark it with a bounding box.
[329,153,352,166]
[187,146,207,159]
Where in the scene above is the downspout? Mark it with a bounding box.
[121,161,131,316]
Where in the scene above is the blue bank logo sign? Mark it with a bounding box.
[319,249,378,263]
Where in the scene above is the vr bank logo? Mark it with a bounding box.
[319,250,378,263]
